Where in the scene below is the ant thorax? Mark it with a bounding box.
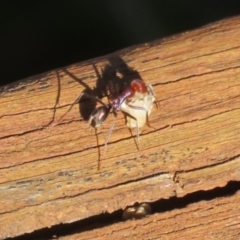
[120,84,156,128]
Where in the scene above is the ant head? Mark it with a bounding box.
[89,105,111,128]
[110,98,121,111]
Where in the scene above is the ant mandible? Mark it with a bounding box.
[60,79,158,169]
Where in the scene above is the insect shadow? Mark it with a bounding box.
[62,57,141,122]
[60,56,143,169]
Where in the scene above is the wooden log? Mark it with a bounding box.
[59,186,240,240]
[1,16,240,239]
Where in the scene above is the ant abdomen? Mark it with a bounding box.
[131,79,148,94]
[89,106,111,128]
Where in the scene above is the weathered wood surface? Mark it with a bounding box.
[59,189,240,240]
[1,16,240,239]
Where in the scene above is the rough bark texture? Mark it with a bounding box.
[1,16,240,239]
[59,189,240,240]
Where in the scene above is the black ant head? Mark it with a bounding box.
[89,105,111,128]
[110,98,121,111]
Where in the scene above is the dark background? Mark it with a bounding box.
[1,0,240,86]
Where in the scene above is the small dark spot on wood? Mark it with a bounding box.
[58,171,74,177]
[39,85,50,90]
[82,75,95,80]
[39,81,48,86]
[100,172,113,178]
[142,57,160,63]
[48,177,54,182]
[58,172,65,177]
[67,80,75,84]
[127,164,137,170]
[16,180,33,185]
[84,177,93,182]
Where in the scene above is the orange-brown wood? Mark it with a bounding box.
[1,16,240,239]
[59,189,240,240]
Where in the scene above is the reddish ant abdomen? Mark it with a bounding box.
[120,80,156,129]
[131,79,148,94]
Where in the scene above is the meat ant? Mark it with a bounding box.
[60,79,157,169]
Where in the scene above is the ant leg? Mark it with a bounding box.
[98,114,116,170]
[59,92,107,122]
[108,80,120,100]
[108,81,115,99]
[128,127,140,151]
[125,113,140,147]
[95,128,101,170]
[145,111,155,129]
[127,113,149,160]
[147,85,159,109]
[80,92,107,106]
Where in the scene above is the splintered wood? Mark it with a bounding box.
[59,189,240,240]
[1,16,240,239]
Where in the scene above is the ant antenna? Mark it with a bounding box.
[59,93,83,122]
[103,111,117,156]
[97,111,116,170]
[135,119,140,145]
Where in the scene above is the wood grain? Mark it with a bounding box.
[59,189,240,240]
[1,16,240,239]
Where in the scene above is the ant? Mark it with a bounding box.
[60,79,158,169]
